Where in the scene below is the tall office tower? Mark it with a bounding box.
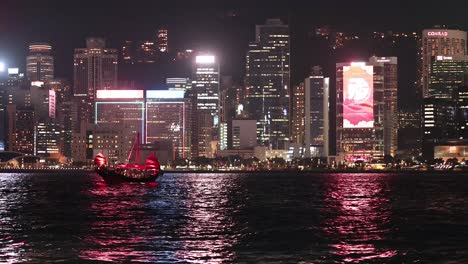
[336,61,384,162]
[422,98,457,158]
[421,28,467,98]
[47,79,72,104]
[158,28,168,53]
[291,82,305,145]
[26,43,54,82]
[166,78,192,91]
[369,57,398,156]
[423,86,468,160]
[422,51,468,158]
[34,122,61,158]
[94,90,145,163]
[429,55,468,99]
[57,101,73,158]
[219,76,238,149]
[456,86,468,140]
[146,90,194,159]
[29,83,62,158]
[398,110,422,152]
[6,105,35,155]
[0,73,32,151]
[135,41,157,63]
[122,40,134,64]
[184,89,199,158]
[304,69,330,158]
[73,37,118,123]
[245,19,290,149]
[192,55,220,157]
[220,76,234,123]
[30,85,56,121]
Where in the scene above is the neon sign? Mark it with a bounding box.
[427,31,449,37]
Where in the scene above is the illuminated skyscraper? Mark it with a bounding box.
[34,121,61,158]
[73,37,118,123]
[122,40,134,64]
[192,55,220,157]
[6,105,35,155]
[421,28,467,98]
[26,43,54,82]
[94,90,145,162]
[291,82,305,145]
[336,61,384,162]
[135,41,157,63]
[158,28,168,53]
[0,72,31,152]
[369,57,398,157]
[146,90,195,159]
[245,19,290,149]
[304,71,330,158]
[336,57,398,161]
[429,55,468,99]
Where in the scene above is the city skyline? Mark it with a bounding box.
[1,1,467,88]
[1,1,468,167]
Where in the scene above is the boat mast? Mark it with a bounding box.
[136,132,141,165]
[127,134,136,164]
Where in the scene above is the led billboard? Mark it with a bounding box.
[343,63,374,128]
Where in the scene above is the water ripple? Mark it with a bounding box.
[0,172,468,262]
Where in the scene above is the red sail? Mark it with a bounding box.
[94,153,107,166]
[145,154,160,170]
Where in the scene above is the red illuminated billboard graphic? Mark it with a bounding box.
[343,64,374,128]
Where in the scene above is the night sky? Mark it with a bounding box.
[1,0,467,108]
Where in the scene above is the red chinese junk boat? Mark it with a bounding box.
[93,133,162,182]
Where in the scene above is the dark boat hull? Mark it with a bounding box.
[96,169,161,183]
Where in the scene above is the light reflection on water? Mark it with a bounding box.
[1,172,468,263]
[322,174,397,262]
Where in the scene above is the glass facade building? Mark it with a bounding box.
[422,29,467,98]
[146,90,195,159]
[192,55,220,157]
[304,74,330,158]
[26,43,54,82]
[245,19,290,149]
[74,37,118,123]
[95,90,145,161]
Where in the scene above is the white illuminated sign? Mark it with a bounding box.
[31,81,44,87]
[350,62,366,67]
[96,90,144,99]
[7,68,19,74]
[436,56,453,60]
[146,90,185,99]
[196,55,215,64]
